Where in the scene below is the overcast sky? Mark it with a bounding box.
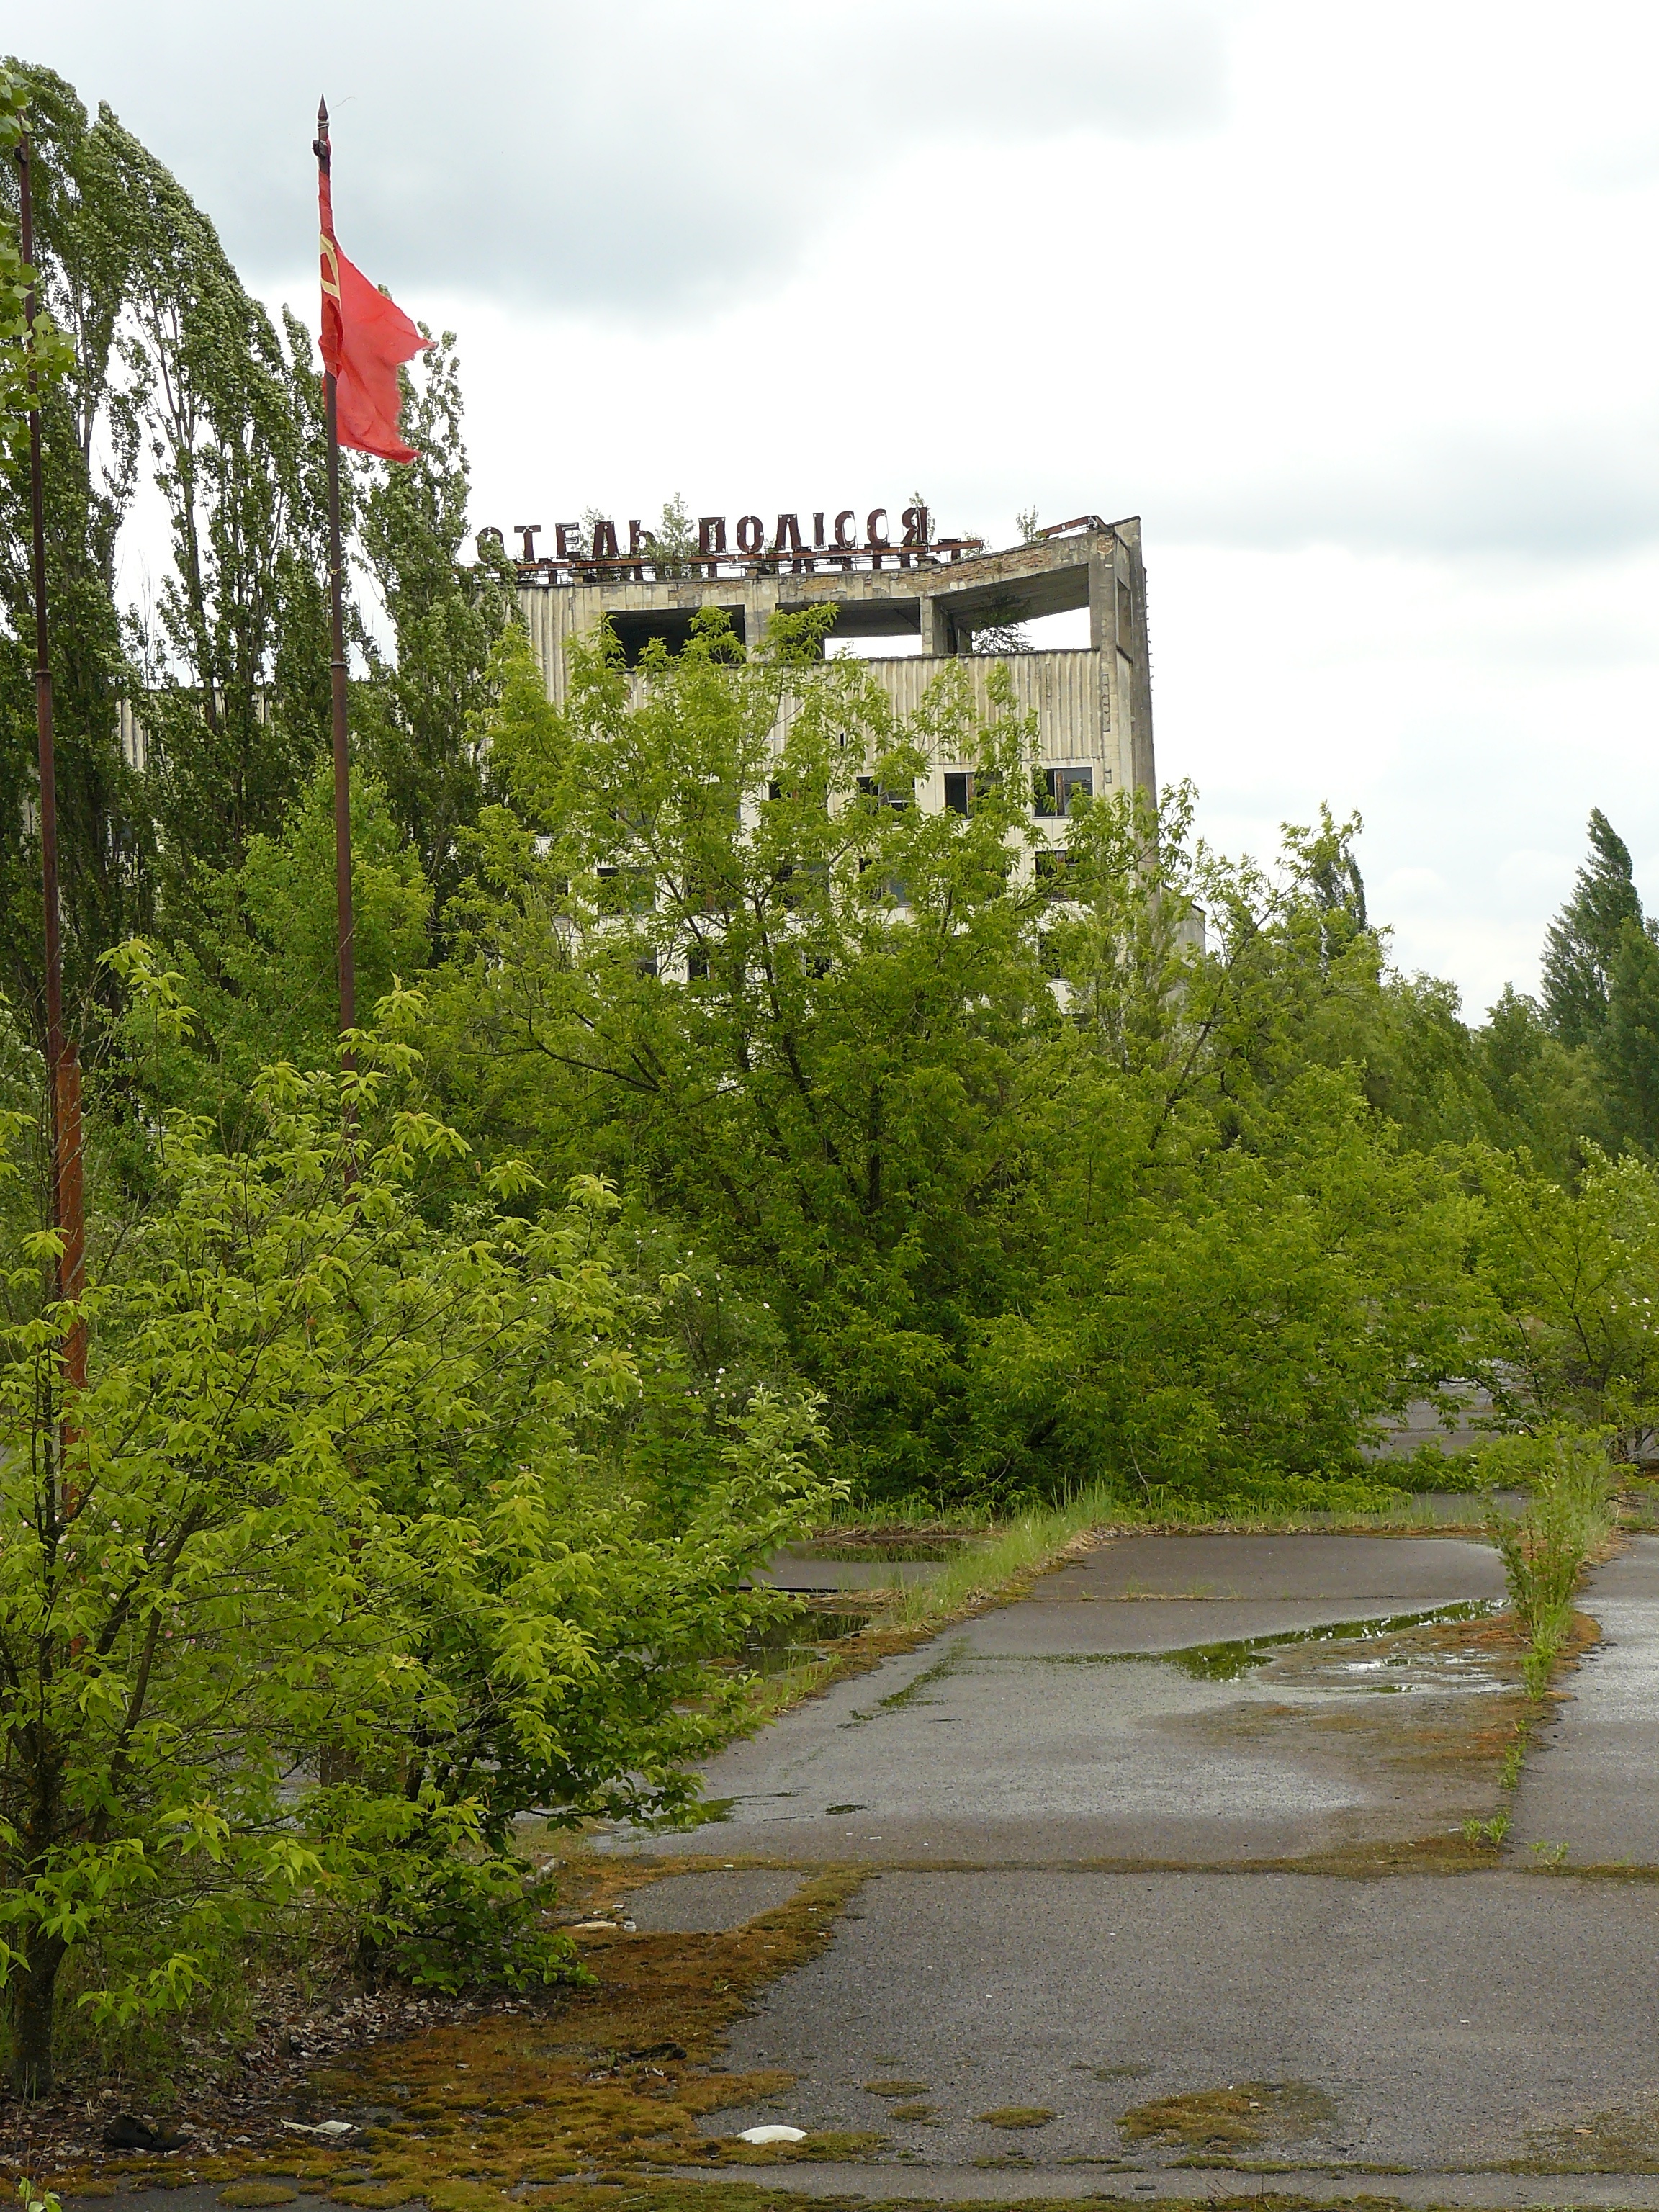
[18,0,1659,1015]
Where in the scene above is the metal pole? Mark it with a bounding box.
[17,129,85,1390]
[314,99,356,1056]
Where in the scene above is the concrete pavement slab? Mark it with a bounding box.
[619,1867,807,1930]
[1035,1534,1506,1604]
[604,1534,1519,1864]
[1511,1534,1659,1869]
[711,1868,1659,2177]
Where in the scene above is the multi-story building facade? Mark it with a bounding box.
[508,508,1156,830]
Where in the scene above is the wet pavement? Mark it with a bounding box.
[709,1868,1659,2176]
[60,2175,1659,2211]
[589,1527,1659,2193]
[61,1527,1659,2212]
[618,1866,806,1930]
[606,1532,1516,1863]
[1509,1534,1659,1868]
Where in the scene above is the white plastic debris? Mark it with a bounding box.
[281,2119,356,2136]
[737,2126,806,2145]
[571,1919,619,1932]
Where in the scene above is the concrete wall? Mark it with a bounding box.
[515,518,1155,805]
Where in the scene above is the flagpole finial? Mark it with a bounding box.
[314,97,331,166]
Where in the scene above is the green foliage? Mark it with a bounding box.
[135,763,431,1128]
[1542,807,1642,1047]
[425,629,1490,1507]
[1483,1426,1615,1693]
[1601,912,1659,1154]
[0,64,75,441]
[0,64,153,1028]
[1477,1144,1659,1458]
[355,332,517,921]
[0,963,831,2092]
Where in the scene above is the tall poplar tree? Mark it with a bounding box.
[1542,808,1643,1047]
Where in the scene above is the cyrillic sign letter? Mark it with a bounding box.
[698,516,727,554]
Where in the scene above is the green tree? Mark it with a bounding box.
[1601,916,1659,1154]
[355,333,516,925]
[0,64,75,440]
[1477,1142,1659,1459]
[136,764,431,1132]
[0,972,829,2095]
[0,64,150,1033]
[428,621,1488,1506]
[1542,808,1643,1046]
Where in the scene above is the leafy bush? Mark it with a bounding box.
[0,966,831,2095]
[1485,1427,1616,1692]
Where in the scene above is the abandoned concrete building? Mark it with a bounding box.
[508,510,1156,838]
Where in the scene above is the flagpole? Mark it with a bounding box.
[16,125,86,1398]
[313,97,356,1065]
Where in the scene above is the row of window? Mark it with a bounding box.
[602,851,1084,916]
[945,766,1094,817]
[772,768,1098,818]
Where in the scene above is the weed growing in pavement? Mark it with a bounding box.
[1498,1717,1532,1790]
[1485,1426,1617,1694]
[1461,1813,1511,1848]
[1529,1840,1570,1868]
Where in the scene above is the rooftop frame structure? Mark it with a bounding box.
[515,513,1155,811]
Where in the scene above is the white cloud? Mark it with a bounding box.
[23,0,1659,1012]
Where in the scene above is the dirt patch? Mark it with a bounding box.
[1120,2080,1336,2152]
[976,2106,1055,2128]
[9,1868,873,2200]
[1520,2095,1659,2172]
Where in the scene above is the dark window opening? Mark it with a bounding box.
[857,775,912,811]
[1035,848,1081,900]
[945,769,1002,816]
[1035,765,1094,817]
[608,606,747,665]
[597,863,656,914]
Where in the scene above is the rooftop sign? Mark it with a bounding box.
[479,504,995,584]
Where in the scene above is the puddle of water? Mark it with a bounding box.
[997,1601,1504,1682]
[1158,1599,1501,1681]
[799,1540,970,1563]
[734,1608,876,1673]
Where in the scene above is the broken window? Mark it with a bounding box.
[857,775,912,811]
[944,770,1002,816]
[1035,766,1094,817]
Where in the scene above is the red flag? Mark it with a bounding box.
[318,165,428,462]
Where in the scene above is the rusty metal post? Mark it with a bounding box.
[314,99,356,1058]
